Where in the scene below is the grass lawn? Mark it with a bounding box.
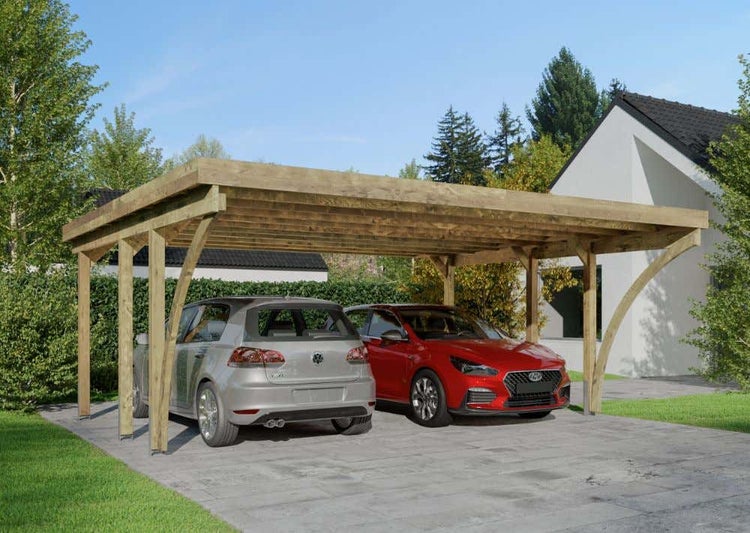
[0,411,235,532]
[600,392,750,433]
[567,370,624,382]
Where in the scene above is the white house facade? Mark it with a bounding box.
[542,93,736,377]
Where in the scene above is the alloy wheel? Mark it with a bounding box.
[411,376,438,421]
[198,388,218,441]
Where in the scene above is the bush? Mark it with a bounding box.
[0,268,78,411]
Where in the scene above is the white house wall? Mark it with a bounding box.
[97,265,328,283]
[545,106,721,377]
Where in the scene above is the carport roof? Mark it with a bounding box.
[62,158,708,264]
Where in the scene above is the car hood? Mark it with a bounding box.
[425,338,565,369]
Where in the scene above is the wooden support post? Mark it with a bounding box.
[590,229,700,412]
[429,255,456,306]
[118,239,135,438]
[514,247,539,343]
[581,249,597,416]
[77,253,91,419]
[148,230,166,453]
[155,216,216,452]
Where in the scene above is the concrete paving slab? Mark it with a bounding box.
[39,377,750,532]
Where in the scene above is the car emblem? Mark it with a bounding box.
[312,352,324,365]
[528,371,543,382]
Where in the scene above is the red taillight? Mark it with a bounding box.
[228,347,285,367]
[345,346,368,364]
[233,409,260,415]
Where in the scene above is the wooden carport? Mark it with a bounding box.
[62,159,708,453]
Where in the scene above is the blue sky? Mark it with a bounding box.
[70,0,749,176]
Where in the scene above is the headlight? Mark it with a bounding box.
[450,356,498,376]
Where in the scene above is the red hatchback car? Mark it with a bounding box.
[344,304,570,427]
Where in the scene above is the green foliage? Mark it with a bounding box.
[526,47,602,150]
[0,268,78,411]
[0,411,235,530]
[597,78,627,117]
[688,56,750,390]
[168,134,231,167]
[487,102,524,174]
[423,106,490,186]
[0,0,104,270]
[398,159,421,180]
[86,104,165,190]
[489,135,570,192]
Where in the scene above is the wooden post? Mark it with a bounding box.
[155,215,216,452]
[148,230,166,453]
[77,253,91,419]
[443,259,455,306]
[118,239,135,438]
[581,249,597,415]
[514,247,539,343]
[590,229,700,412]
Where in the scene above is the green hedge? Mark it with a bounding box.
[0,268,408,410]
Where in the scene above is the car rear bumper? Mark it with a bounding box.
[224,377,376,425]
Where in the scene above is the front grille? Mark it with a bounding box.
[503,370,562,409]
[466,389,496,404]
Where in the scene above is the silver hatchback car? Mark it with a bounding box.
[133,296,376,446]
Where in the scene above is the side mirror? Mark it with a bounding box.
[135,333,149,346]
[381,330,407,342]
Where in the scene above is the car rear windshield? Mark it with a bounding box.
[244,305,358,341]
[399,308,491,340]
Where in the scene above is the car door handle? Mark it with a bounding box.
[407,355,415,361]
[194,354,204,359]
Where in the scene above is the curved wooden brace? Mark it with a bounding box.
[152,214,217,453]
[590,229,701,412]
[429,255,456,306]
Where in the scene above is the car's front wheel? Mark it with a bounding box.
[133,369,148,418]
[197,382,238,447]
[409,369,452,427]
[331,415,372,435]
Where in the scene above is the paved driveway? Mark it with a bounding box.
[41,379,749,532]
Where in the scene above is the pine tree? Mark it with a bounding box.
[0,0,103,269]
[424,107,489,186]
[487,103,524,174]
[526,47,601,150]
[87,104,165,190]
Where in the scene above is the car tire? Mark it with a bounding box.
[331,415,372,435]
[197,382,239,447]
[518,410,551,419]
[133,369,149,419]
[409,369,452,427]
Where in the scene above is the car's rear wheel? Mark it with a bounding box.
[518,410,551,419]
[197,382,238,447]
[133,369,148,418]
[409,369,452,427]
[331,415,372,435]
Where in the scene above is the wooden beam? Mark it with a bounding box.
[590,229,701,412]
[581,249,597,415]
[77,253,91,419]
[526,256,539,343]
[148,230,167,453]
[155,215,216,452]
[117,240,135,438]
[70,186,225,254]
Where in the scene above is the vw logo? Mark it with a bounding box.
[528,371,543,382]
[312,352,324,365]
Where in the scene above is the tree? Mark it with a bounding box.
[0,0,103,269]
[170,134,230,166]
[491,135,571,193]
[398,159,421,180]
[598,78,628,117]
[423,106,490,186]
[86,104,165,190]
[526,47,601,150]
[487,103,524,174]
[688,56,750,390]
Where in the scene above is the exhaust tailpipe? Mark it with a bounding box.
[263,418,285,429]
[275,418,285,428]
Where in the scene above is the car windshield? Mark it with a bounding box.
[399,308,496,340]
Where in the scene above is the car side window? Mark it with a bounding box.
[368,310,405,339]
[183,304,230,343]
[176,306,200,343]
[346,309,370,336]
